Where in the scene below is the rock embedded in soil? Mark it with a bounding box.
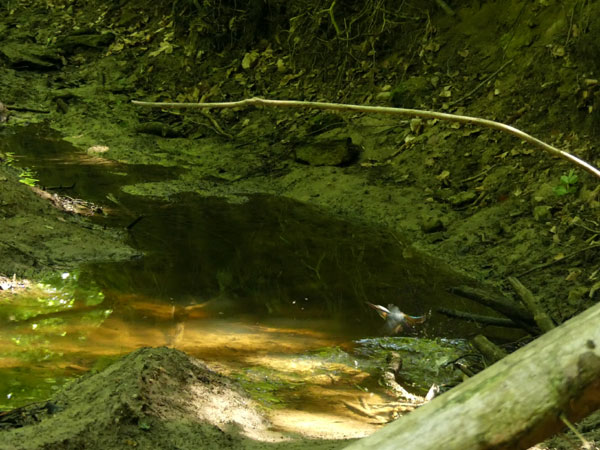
[0,42,62,70]
[294,137,361,167]
[448,190,477,208]
[54,32,116,54]
[421,216,445,233]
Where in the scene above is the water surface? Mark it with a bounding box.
[0,125,507,426]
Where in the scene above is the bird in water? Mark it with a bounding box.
[366,302,429,335]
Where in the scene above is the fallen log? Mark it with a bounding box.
[344,301,600,450]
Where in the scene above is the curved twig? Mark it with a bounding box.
[131,97,600,179]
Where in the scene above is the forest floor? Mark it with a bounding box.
[1,0,600,448]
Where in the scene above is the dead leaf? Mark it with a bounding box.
[565,269,581,281]
[439,86,452,98]
[242,51,259,70]
[436,170,450,181]
[149,40,174,58]
[589,281,600,298]
[551,45,565,57]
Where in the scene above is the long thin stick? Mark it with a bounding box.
[449,59,513,106]
[131,97,600,179]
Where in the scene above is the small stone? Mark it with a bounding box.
[294,137,360,167]
[567,286,589,306]
[421,217,445,233]
[376,91,392,100]
[448,191,476,207]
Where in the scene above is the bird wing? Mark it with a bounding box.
[366,302,390,320]
[404,314,428,326]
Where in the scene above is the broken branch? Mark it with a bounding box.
[508,276,556,333]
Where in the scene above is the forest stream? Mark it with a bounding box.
[0,124,517,446]
[2,0,600,447]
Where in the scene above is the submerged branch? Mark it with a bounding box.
[437,307,520,328]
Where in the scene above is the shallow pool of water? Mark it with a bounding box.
[0,125,511,424]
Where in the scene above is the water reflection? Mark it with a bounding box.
[0,125,507,432]
[0,279,364,414]
[0,124,482,336]
[0,124,181,205]
[82,193,479,338]
[0,192,486,416]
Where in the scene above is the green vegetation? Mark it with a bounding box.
[0,151,38,186]
[18,167,38,186]
[1,151,15,165]
[554,169,579,196]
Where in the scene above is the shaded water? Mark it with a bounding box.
[0,125,504,420]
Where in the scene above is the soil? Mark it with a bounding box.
[0,165,138,277]
[1,0,600,448]
[0,347,349,450]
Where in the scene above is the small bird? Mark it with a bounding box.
[366,302,429,335]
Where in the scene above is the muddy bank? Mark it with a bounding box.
[0,163,138,277]
[0,347,349,450]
